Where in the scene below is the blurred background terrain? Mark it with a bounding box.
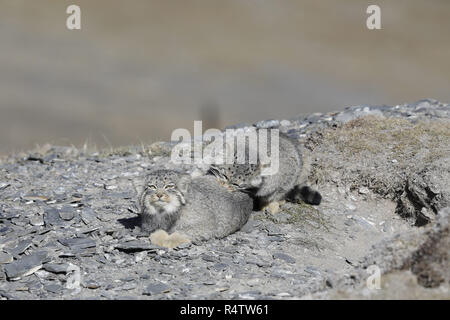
[0,0,449,154]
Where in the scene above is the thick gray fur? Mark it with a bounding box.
[210,129,322,207]
[138,169,186,234]
[139,169,253,241]
[174,175,253,241]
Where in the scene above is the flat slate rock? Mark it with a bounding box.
[6,239,32,256]
[58,237,96,250]
[114,241,158,253]
[43,263,69,274]
[3,251,49,279]
[0,226,11,234]
[59,210,74,221]
[0,210,20,220]
[273,252,296,264]
[44,283,64,294]
[0,182,10,190]
[143,281,170,296]
[29,215,45,226]
[44,208,65,226]
[80,208,97,225]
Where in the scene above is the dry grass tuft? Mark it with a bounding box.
[308,116,450,198]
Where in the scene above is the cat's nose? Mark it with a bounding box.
[156,192,164,199]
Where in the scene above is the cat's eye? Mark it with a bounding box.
[164,184,175,189]
[147,184,157,190]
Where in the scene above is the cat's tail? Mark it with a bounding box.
[286,184,322,205]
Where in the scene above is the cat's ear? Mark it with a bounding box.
[177,175,191,194]
[208,165,226,179]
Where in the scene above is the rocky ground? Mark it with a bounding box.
[0,99,449,299]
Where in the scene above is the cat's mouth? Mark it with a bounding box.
[153,199,171,206]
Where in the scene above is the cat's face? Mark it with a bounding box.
[140,170,187,214]
[210,164,263,191]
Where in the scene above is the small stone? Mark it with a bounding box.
[114,241,158,253]
[201,254,219,263]
[280,120,291,127]
[120,276,136,282]
[143,282,170,296]
[7,239,32,256]
[212,263,228,272]
[0,252,13,264]
[3,251,48,280]
[306,114,322,123]
[273,252,296,264]
[271,212,290,224]
[59,211,74,221]
[44,283,63,294]
[0,182,10,190]
[305,266,321,275]
[44,208,65,226]
[344,218,354,226]
[247,258,272,268]
[254,119,280,129]
[335,112,357,123]
[59,206,75,221]
[247,278,260,286]
[43,263,69,274]
[120,282,137,291]
[0,226,11,234]
[240,220,261,233]
[35,270,52,279]
[0,289,15,299]
[22,194,49,202]
[135,252,147,263]
[80,208,97,225]
[29,215,45,226]
[420,207,435,222]
[15,286,29,292]
[267,236,284,242]
[237,291,261,299]
[264,225,284,236]
[84,281,100,289]
[358,187,370,194]
[11,217,28,227]
[0,210,20,220]
[58,237,96,251]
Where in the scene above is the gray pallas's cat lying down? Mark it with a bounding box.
[138,169,253,248]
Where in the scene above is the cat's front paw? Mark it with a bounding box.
[150,229,191,249]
